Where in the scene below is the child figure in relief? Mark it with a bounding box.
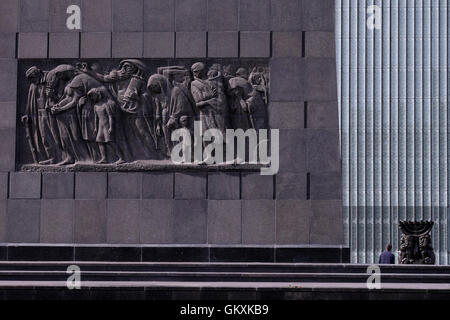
[87,87,126,165]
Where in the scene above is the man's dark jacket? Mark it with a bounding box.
[378,251,395,264]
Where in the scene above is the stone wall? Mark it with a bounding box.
[0,0,343,260]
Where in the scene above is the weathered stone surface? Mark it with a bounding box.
[175,172,206,199]
[239,0,270,31]
[80,32,111,58]
[173,200,207,243]
[112,0,143,32]
[82,0,112,32]
[144,0,175,31]
[75,172,107,199]
[279,129,307,173]
[0,101,16,129]
[0,128,15,171]
[19,0,50,32]
[176,32,206,58]
[108,173,142,199]
[268,102,304,129]
[305,58,337,101]
[310,200,344,244]
[0,60,17,102]
[50,0,81,32]
[0,33,16,58]
[272,32,302,57]
[208,32,238,58]
[107,199,140,243]
[276,172,307,200]
[207,0,238,31]
[0,200,6,242]
[49,33,79,58]
[112,32,143,58]
[305,31,335,58]
[208,200,241,244]
[206,172,240,200]
[40,199,74,243]
[276,200,311,244]
[241,173,273,199]
[175,0,207,31]
[142,172,173,199]
[302,0,334,31]
[307,101,339,128]
[9,172,41,199]
[140,199,173,243]
[18,33,48,58]
[240,31,270,58]
[310,171,342,200]
[42,172,74,199]
[0,173,7,199]
[7,200,41,243]
[269,58,305,101]
[271,0,302,31]
[143,32,174,58]
[306,129,340,173]
[74,200,107,243]
[242,200,275,244]
[0,0,19,32]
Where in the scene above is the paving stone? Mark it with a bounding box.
[242,200,275,244]
[144,0,175,31]
[208,32,238,58]
[305,58,337,101]
[276,172,307,200]
[302,0,334,31]
[0,173,7,199]
[107,200,140,244]
[306,129,340,173]
[6,200,41,243]
[276,200,311,244]
[268,102,304,129]
[310,200,344,245]
[173,200,207,244]
[0,101,16,129]
[241,173,273,199]
[0,60,17,102]
[112,0,143,32]
[108,172,142,199]
[18,32,48,58]
[0,128,15,171]
[272,31,302,57]
[9,172,41,199]
[271,0,301,31]
[0,200,5,242]
[80,32,111,58]
[0,0,19,32]
[269,58,304,101]
[50,0,81,32]
[40,199,74,243]
[307,101,339,129]
[74,200,107,243]
[0,33,16,58]
[140,199,173,243]
[207,200,241,244]
[49,32,79,58]
[175,0,207,31]
[278,129,307,173]
[143,32,175,58]
[239,0,270,31]
[208,172,240,200]
[240,31,270,58]
[305,31,335,58]
[42,172,75,199]
[112,32,143,58]
[142,172,174,199]
[207,0,238,31]
[310,171,342,200]
[174,172,206,199]
[176,32,206,58]
[82,0,112,31]
[19,0,50,32]
[75,172,107,199]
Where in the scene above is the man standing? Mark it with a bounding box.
[378,244,396,264]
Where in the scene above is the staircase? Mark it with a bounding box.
[0,262,449,299]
